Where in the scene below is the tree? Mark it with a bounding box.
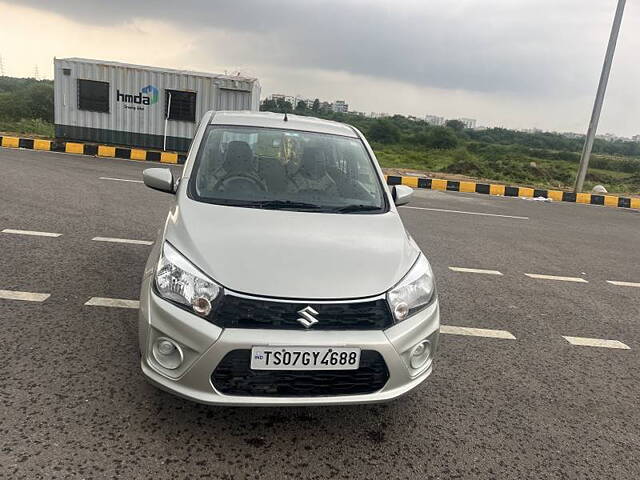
[0,78,54,122]
[368,119,401,144]
[22,83,54,122]
[445,119,466,132]
[430,127,459,149]
[420,127,459,149]
[275,98,293,113]
[312,98,320,112]
[294,100,307,114]
[260,98,277,112]
[319,101,331,115]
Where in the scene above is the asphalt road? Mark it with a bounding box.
[1,148,639,479]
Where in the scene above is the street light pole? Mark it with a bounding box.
[574,0,626,193]
[164,92,171,151]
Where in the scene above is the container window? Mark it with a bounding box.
[165,89,196,122]
[77,79,109,113]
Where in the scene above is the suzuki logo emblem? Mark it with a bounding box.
[297,306,319,328]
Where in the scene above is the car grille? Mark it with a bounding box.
[211,350,389,397]
[211,294,394,330]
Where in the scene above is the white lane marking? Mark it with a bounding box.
[85,297,140,309]
[92,236,153,246]
[2,228,61,237]
[440,325,516,340]
[562,336,630,350]
[0,289,50,302]
[400,206,528,220]
[99,177,143,184]
[607,280,640,288]
[525,273,588,283]
[449,267,503,275]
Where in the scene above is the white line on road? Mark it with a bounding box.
[524,273,588,283]
[607,280,640,288]
[449,267,503,275]
[85,297,140,309]
[0,289,50,302]
[400,206,529,220]
[99,177,143,183]
[562,336,630,350]
[2,228,61,237]
[92,236,153,246]
[441,325,516,340]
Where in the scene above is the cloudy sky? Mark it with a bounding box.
[1,0,639,136]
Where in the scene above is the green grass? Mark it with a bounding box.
[0,118,54,137]
[373,144,640,194]
[373,144,457,172]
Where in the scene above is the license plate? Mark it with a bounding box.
[250,346,361,370]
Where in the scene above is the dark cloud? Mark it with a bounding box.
[15,0,636,97]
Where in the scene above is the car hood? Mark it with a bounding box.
[164,195,420,299]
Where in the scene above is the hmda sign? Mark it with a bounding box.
[117,84,158,108]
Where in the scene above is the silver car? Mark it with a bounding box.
[139,111,440,406]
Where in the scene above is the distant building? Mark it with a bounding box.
[632,134,640,142]
[369,112,390,119]
[266,94,353,113]
[269,94,296,105]
[424,114,445,126]
[596,132,619,142]
[332,100,348,113]
[559,132,583,139]
[290,96,315,109]
[457,117,477,129]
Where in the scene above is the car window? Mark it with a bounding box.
[190,125,387,213]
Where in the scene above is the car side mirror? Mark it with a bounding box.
[392,185,413,206]
[143,168,174,194]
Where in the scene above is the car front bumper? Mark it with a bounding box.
[138,277,440,406]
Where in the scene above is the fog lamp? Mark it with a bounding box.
[152,337,183,370]
[409,339,432,370]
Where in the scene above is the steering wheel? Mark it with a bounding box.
[213,174,266,193]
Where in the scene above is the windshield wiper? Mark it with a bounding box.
[331,204,382,213]
[252,200,324,210]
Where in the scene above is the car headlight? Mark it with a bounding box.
[387,255,435,322]
[155,241,221,316]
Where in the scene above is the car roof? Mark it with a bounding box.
[209,111,359,138]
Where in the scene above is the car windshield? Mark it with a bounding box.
[190,125,386,213]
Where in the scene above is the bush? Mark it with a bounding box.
[368,119,401,144]
[417,127,459,149]
[0,78,53,122]
[0,117,54,136]
[445,158,490,178]
[428,127,459,149]
[619,158,640,174]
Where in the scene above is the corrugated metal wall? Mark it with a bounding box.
[216,89,252,110]
[54,59,260,150]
